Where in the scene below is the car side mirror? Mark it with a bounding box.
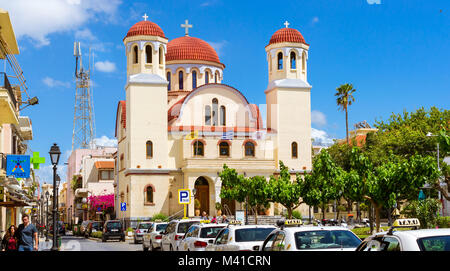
[252,245,260,251]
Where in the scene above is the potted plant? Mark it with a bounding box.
[215,202,222,216]
[194,199,201,216]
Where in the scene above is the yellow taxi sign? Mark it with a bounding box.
[392,218,420,228]
[154,219,162,222]
[228,220,243,225]
[284,219,303,226]
[200,220,211,224]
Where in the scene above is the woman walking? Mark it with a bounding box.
[1,225,18,251]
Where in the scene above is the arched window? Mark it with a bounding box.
[145,45,152,64]
[205,105,211,125]
[277,52,283,70]
[219,142,230,157]
[212,98,218,126]
[205,71,209,84]
[291,142,298,158]
[179,71,184,90]
[302,51,306,73]
[146,186,154,203]
[167,72,171,91]
[146,141,153,158]
[220,105,226,126]
[159,47,164,65]
[290,52,296,70]
[192,70,197,89]
[244,141,255,157]
[193,140,204,156]
[215,72,218,83]
[133,45,139,64]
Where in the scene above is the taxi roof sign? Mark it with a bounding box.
[228,220,243,226]
[200,220,211,224]
[388,218,420,234]
[284,219,303,226]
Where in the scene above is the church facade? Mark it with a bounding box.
[114,18,312,223]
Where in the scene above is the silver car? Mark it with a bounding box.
[134,222,153,244]
[142,222,168,251]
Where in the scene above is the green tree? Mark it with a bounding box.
[402,199,441,229]
[335,83,356,144]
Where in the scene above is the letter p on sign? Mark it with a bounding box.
[178,189,191,205]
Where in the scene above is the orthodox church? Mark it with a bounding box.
[114,16,312,224]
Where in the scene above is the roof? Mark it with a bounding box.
[0,9,19,56]
[94,161,114,169]
[268,27,308,46]
[125,20,166,39]
[166,36,223,66]
[393,229,450,239]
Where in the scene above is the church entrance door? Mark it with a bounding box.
[194,177,210,216]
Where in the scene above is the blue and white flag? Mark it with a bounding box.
[222,131,234,140]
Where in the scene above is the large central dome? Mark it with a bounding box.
[166,36,223,66]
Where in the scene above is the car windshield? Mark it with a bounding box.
[177,222,199,233]
[417,235,450,251]
[156,224,168,232]
[138,223,152,229]
[235,228,275,242]
[92,222,101,228]
[200,226,225,238]
[107,222,122,229]
[294,230,361,249]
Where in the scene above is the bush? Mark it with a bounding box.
[436,216,450,228]
[289,210,302,220]
[91,231,102,238]
[151,213,168,222]
[401,199,441,229]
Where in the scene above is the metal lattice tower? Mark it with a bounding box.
[72,42,95,150]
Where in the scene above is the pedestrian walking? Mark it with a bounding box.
[201,211,208,220]
[211,216,217,223]
[1,225,18,251]
[16,214,38,251]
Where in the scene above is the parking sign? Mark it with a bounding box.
[120,202,126,211]
[178,189,191,205]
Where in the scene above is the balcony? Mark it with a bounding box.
[18,116,33,140]
[0,72,18,125]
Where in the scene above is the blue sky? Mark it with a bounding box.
[1,0,449,183]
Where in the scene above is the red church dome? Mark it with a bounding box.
[166,36,223,66]
[125,20,166,39]
[268,27,307,46]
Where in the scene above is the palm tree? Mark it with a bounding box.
[335,84,356,144]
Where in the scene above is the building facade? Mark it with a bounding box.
[115,19,312,224]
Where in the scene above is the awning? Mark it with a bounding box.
[94,161,114,169]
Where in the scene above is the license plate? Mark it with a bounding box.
[111,229,118,232]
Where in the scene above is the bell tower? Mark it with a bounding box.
[265,22,312,171]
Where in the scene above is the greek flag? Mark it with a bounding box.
[222,131,234,140]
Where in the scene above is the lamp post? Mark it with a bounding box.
[49,143,61,251]
[45,191,50,242]
[426,132,443,216]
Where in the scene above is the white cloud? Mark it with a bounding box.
[94,60,116,72]
[35,164,67,189]
[207,40,227,57]
[75,28,96,41]
[93,136,117,147]
[311,110,327,127]
[311,128,335,147]
[1,0,122,46]
[311,17,319,25]
[42,76,71,88]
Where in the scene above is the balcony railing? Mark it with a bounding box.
[0,72,17,109]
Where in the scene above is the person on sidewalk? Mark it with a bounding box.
[1,225,18,251]
[221,215,229,223]
[15,214,38,251]
[201,211,208,220]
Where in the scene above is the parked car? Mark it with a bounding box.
[178,222,227,251]
[143,222,168,251]
[161,219,202,251]
[134,222,153,244]
[85,221,103,238]
[80,220,91,236]
[102,220,125,242]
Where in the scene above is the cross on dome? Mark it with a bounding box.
[284,21,290,28]
[181,19,193,36]
[142,13,149,21]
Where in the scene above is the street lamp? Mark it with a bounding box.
[49,143,61,251]
[426,132,444,216]
[45,191,50,242]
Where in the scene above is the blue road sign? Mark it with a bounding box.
[6,155,30,179]
[178,189,191,204]
[120,202,126,211]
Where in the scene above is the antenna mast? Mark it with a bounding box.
[72,42,95,150]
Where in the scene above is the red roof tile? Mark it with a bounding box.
[268,27,307,46]
[166,36,222,65]
[125,21,166,39]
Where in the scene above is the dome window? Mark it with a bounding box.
[192,70,197,89]
[167,72,171,91]
[145,45,152,64]
[159,47,164,65]
[277,52,283,70]
[290,52,296,70]
[205,71,209,84]
[179,71,184,90]
[133,45,139,64]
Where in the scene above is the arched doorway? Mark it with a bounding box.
[194,177,210,216]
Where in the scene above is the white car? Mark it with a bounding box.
[134,222,153,244]
[356,218,450,251]
[142,222,168,251]
[206,223,276,251]
[260,219,362,251]
[178,222,227,251]
[161,218,202,251]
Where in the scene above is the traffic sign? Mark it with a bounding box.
[178,189,191,204]
[120,202,126,211]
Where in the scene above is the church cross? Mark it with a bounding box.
[284,21,290,28]
[142,13,149,21]
[31,152,45,170]
[181,19,193,36]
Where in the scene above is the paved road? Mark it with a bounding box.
[39,234,143,251]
